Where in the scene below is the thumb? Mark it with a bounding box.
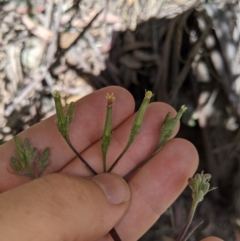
[0,173,130,241]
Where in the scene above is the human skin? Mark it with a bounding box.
[0,86,222,241]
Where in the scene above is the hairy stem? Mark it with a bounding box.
[175,199,198,241]
[182,220,203,241]
[108,91,153,172]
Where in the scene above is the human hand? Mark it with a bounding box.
[0,86,221,241]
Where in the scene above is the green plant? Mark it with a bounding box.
[176,172,216,241]
[10,136,50,179]
[10,90,215,241]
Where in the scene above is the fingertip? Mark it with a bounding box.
[128,137,199,217]
[165,138,199,177]
[144,138,199,191]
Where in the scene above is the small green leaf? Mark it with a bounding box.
[10,137,51,179]
[10,156,21,173]
[203,173,211,182]
[201,183,210,195]
[53,91,67,139]
[162,112,171,124]
[14,136,25,161]
[40,148,50,162]
[24,138,37,163]
[38,148,50,171]
[53,91,76,141]
[66,102,75,126]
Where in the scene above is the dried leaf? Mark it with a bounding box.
[59,32,79,49]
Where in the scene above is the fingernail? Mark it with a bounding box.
[92,173,130,205]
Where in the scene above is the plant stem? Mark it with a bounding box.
[175,199,198,241]
[66,139,98,175]
[182,220,203,241]
[123,106,187,180]
[109,228,122,241]
[123,154,150,180]
[108,91,153,172]
[101,99,113,172]
[123,144,162,180]
[108,144,130,173]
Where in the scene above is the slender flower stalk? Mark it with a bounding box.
[108,90,153,172]
[176,172,216,241]
[53,91,97,175]
[123,106,187,180]
[181,220,203,241]
[101,93,115,172]
[176,199,198,241]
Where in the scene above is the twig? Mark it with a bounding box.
[57,8,103,55]
[5,69,49,117]
[39,0,54,65]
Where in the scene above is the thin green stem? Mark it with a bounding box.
[108,91,153,173]
[123,106,187,180]
[53,92,97,175]
[175,200,198,241]
[101,102,113,173]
